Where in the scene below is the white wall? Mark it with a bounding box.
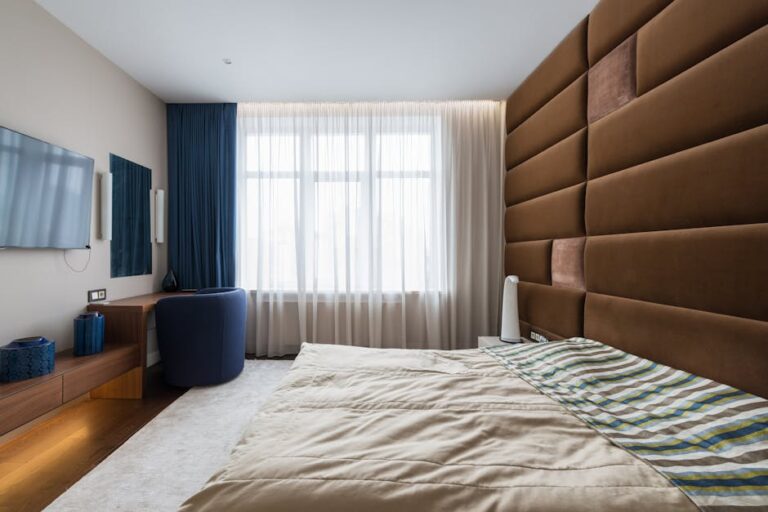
[0,0,167,352]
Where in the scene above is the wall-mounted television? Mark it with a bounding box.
[0,126,94,249]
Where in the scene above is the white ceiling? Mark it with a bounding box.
[37,0,598,103]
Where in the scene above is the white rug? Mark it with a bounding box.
[45,360,293,512]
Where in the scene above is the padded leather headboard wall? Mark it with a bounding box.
[503,0,768,398]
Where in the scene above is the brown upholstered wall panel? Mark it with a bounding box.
[552,237,586,290]
[505,74,586,168]
[586,224,768,321]
[585,293,768,399]
[504,184,585,242]
[589,24,768,179]
[588,34,637,123]
[503,0,768,399]
[519,282,585,339]
[504,128,586,204]
[504,241,552,285]
[637,0,768,94]
[506,17,589,133]
[588,0,672,65]
[587,124,768,236]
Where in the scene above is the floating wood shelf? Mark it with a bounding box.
[0,343,139,435]
[0,292,192,436]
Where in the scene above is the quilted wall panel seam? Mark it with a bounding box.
[587,0,673,65]
[504,128,587,205]
[506,17,589,133]
[504,183,585,243]
[636,0,768,95]
[588,23,768,179]
[586,123,768,236]
[505,73,587,169]
[583,292,768,398]
[584,223,768,321]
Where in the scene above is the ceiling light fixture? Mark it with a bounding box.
[222,58,232,65]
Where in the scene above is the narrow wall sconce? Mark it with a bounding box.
[155,189,165,244]
[100,173,112,241]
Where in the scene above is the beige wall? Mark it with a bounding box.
[0,0,167,351]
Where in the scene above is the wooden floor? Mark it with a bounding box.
[0,365,186,512]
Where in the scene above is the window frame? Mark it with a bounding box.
[241,117,440,294]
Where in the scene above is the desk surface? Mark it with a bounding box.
[87,292,193,312]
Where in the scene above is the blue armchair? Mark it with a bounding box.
[156,287,246,387]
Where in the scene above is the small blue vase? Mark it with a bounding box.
[74,312,105,356]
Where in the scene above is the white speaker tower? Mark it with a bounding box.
[500,275,521,343]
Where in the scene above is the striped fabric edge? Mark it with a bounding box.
[482,338,768,512]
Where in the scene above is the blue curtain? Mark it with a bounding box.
[167,103,236,289]
[111,154,152,277]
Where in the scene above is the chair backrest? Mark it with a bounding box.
[196,287,240,296]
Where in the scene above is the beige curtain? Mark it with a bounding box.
[236,101,504,356]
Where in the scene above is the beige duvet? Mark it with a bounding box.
[180,343,696,512]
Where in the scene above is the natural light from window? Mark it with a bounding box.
[240,122,439,293]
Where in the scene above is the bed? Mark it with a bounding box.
[179,341,768,512]
[180,342,692,511]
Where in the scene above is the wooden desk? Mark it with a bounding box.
[87,292,192,399]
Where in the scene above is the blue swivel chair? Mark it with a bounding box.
[156,287,246,387]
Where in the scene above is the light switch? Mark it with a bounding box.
[88,288,107,302]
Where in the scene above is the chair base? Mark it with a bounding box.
[162,362,244,388]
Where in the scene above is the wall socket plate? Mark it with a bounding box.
[88,288,107,302]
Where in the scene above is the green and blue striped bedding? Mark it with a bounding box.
[483,338,768,512]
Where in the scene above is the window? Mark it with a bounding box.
[239,115,442,293]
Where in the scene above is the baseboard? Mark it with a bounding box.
[147,350,161,367]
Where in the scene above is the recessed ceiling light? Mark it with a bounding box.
[222,58,232,65]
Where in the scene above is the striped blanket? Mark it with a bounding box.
[483,338,768,512]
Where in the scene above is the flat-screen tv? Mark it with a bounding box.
[0,126,94,249]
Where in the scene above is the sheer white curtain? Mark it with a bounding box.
[236,102,503,356]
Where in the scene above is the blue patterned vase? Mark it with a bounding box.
[0,337,56,382]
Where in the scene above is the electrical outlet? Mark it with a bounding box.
[529,331,550,343]
[88,288,107,302]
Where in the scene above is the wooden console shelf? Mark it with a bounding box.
[0,344,138,434]
[0,291,191,436]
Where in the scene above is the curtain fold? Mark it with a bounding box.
[237,102,503,356]
[167,103,237,289]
